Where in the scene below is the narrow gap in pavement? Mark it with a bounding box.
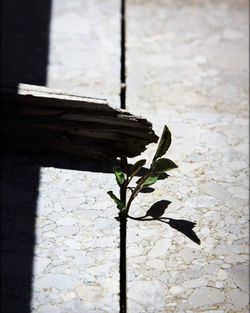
[119,0,127,312]
[120,0,126,110]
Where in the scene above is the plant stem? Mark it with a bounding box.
[125,172,151,215]
[119,156,151,313]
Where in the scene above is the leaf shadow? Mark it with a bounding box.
[145,200,171,218]
[164,218,200,245]
[127,200,201,245]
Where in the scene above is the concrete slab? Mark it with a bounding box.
[126,0,249,312]
[47,0,120,108]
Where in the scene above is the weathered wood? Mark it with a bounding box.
[1,84,158,159]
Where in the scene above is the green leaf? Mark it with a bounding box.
[158,173,169,180]
[107,191,125,210]
[153,125,172,161]
[129,159,146,177]
[152,158,178,172]
[113,166,125,186]
[139,187,155,193]
[121,155,128,174]
[142,175,158,187]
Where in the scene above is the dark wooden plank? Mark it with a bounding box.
[1,84,158,160]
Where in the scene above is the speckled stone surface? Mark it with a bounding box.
[32,166,120,313]
[47,0,120,108]
[126,0,249,312]
[1,0,248,313]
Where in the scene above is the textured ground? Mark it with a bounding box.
[126,1,249,312]
[47,0,120,108]
[1,0,249,312]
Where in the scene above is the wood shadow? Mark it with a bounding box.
[1,1,54,312]
[0,0,51,87]
[0,152,118,313]
[1,154,40,313]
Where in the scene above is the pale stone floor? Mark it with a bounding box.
[1,0,249,312]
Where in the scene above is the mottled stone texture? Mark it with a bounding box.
[47,0,120,108]
[32,167,120,313]
[126,0,249,312]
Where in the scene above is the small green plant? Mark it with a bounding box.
[107,125,200,313]
[107,125,178,218]
[107,125,175,313]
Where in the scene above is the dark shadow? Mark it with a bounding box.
[0,152,118,313]
[167,219,201,245]
[0,0,52,87]
[9,153,119,174]
[1,1,51,312]
[1,155,40,313]
[145,200,171,218]
[127,200,201,245]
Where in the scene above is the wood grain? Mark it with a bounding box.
[1,84,158,160]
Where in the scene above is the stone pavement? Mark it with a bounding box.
[126,1,249,312]
[47,0,120,108]
[1,0,249,312]
[32,164,120,313]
